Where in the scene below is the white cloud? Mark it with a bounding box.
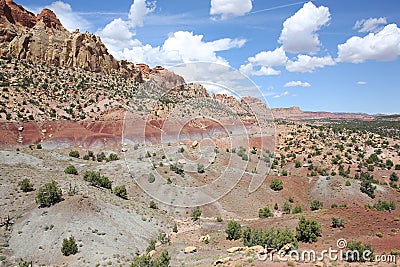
[97,1,244,67]
[210,0,252,20]
[354,17,387,33]
[43,1,90,31]
[248,47,288,67]
[239,63,281,76]
[96,0,156,55]
[284,81,311,87]
[286,54,335,73]
[96,19,139,53]
[240,47,286,76]
[278,1,331,54]
[337,24,400,63]
[115,31,246,67]
[128,0,156,27]
[273,91,290,98]
[357,81,367,85]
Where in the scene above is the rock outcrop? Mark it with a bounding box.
[0,0,141,79]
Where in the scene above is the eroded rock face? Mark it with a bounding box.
[1,0,36,28]
[0,0,140,79]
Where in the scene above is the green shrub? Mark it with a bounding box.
[113,185,127,199]
[108,153,119,161]
[296,217,321,243]
[83,171,112,189]
[170,163,184,176]
[259,206,274,218]
[148,173,155,183]
[390,172,399,182]
[64,165,78,175]
[386,159,394,169]
[332,217,344,228]
[225,220,242,240]
[216,216,223,222]
[270,178,283,191]
[36,180,62,207]
[131,250,170,267]
[172,224,178,233]
[131,255,150,267]
[310,200,323,211]
[36,144,42,149]
[373,200,396,211]
[295,160,301,168]
[292,205,302,214]
[61,236,78,256]
[360,178,376,198]
[345,180,351,186]
[243,227,298,250]
[149,200,157,209]
[197,163,205,173]
[158,231,169,245]
[395,165,400,170]
[152,250,170,267]
[391,249,400,255]
[69,151,80,158]
[191,207,202,221]
[96,152,107,162]
[143,239,156,255]
[283,202,291,214]
[18,259,31,267]
[19,178,34,192]
[344,241,374,262]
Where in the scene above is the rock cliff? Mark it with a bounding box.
[0,0,141,79]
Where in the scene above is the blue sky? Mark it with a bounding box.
[21,0,400,114]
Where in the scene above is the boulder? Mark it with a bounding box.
[184,246,197,254]
[214,257,231,265]
[147,250,156,258]
[227,246,246,253]
[245,245,264,254]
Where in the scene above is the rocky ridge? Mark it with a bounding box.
[0,0,143,79]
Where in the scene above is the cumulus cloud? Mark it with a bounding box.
[210,0,252,20]
[284,81,311,87]
[43,1,90,31]
[96,0,156,55]
[337,24,400,63]
[115,31,246,66]
[286,54,335,73]
[273,91,290,98]
[240,47,286,76]
[278,1,330,54]
[248,47,288,67]
[240,64,281,76]
[128,0,156,27]
[96,19,139,53]
[96,0,244,66]
[354,17,387,33]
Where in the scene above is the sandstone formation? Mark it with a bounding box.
[0,0,142,79]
